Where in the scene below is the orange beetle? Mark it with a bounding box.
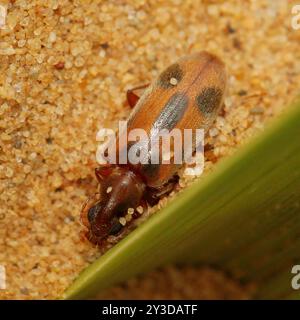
[81,51,227,244]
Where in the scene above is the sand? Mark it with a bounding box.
[0,0,299,299]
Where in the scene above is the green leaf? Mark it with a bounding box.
[63,100,300,300]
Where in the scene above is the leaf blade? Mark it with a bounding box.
[63,100,300,300]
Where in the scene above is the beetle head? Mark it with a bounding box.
[82,167,145,243]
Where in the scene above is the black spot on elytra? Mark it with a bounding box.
[152,92,188,131]
[158,63,183,89]
[196,87,223,115]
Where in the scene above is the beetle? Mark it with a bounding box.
[81,51,227,245]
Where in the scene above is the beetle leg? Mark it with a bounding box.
[218,102,226,117]
[95,166,113,182]
[145,175,179,206]
[95,167,104,182]
[126,83,149,108]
